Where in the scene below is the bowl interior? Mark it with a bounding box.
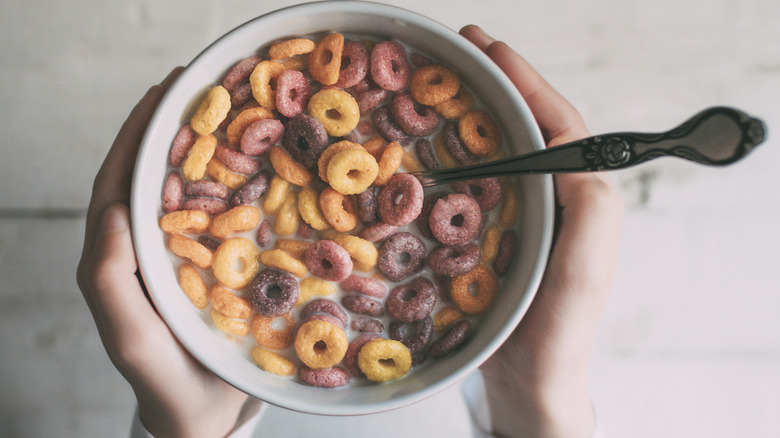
[131,1,553,416]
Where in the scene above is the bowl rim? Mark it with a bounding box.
[131,0,554,416]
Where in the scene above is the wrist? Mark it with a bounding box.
[136,394,248,438]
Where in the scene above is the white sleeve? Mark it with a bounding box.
[461,370,605,438]
[129,399,266,438]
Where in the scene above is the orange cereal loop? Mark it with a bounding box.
[317,140,365,183]
[250,313,295,350]
[499,183,519,228]
[167,234,213,269]
[208,205,261,239]
[333,235,378,272]
[401,150,422,173]
[206,158,247,190]
[451,264,498,315]
[274,192,300,236]
[177,263,209,309]
[226,106,274,146]
[298,185,331,231]
[190,85,231,135]
[159,210,210,234]
[373,141,404,186]
[269,38,316,60]
[260,249,308,277]
[281,55,308,71]
[307,89,360,137]
[308,32,344,85]
[262,175,290,215]
[434,88,474,120]
[326,149,379,195]
[481,224,501,264]
[294,319,348,369]
[210,308,250,337]
[409,64,460,106]
[433,306,465,332]
[319,187,358,232]
[182,134,217,181]
[269,146,312,186]
[274,239,311,260]
[209,284,253,319]
[458,110,502,157]
[433,132,458,169]
[212,237,261,290]
[357,338,412,382]
[296,277,336,306]
[251,346,296,376]
[362,136,386,160]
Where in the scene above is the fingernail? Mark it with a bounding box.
[102,204,129,233]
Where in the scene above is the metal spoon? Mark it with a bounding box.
[412,106,767,187]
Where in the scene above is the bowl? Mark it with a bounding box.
[131,0,553,416]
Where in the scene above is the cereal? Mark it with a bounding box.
[214,143,260,175]
[182,134,217,181]
[389,316,433,356]
[428,194,482,245]
[198,235,221,251]
[297,277,336,306]
[373,141,404,186]
[240,118,284,156]
[377,173,424,226]
[181,197,228,215]
[428,319,471,358]
[342,294,384,317]
[209,205,261,239]
[162,172,183,213]
[159,210,210,235]
[401,150,423,173]
[249,60,287,109]
[300,298,349,329]
[353,187,377,224]
[390,92,439,137]
[282,114,329,168]
[269,37,315,60]
[434,88,473,120]
[334,41,369,88]
[432,132,458,168]
[350,317,384,334]
[210,308,250,337]
[414,192,447,239]
[307,88,360,137]
[340,274,387,299]
[458,110,501,157]
[357,221,398,243]
[343,333,381,377]
[409,64,460,106]
[357,338,412,382]
[385,276,437,322]
[190,86,231,135]
[480,224,501,264]
[185,180,230,200]
[249,269,300,317]
[274,239,311,260]
[356,87,390,115]
[294,319,349,369]
[427,242,481,277]
[168,234,213,269]
[273,192,299,236]
[369,40,411,92]
[317,140,365,183]
[212,237,261,290]
[227,106,275,147]
[230,171,270,206]
[297,185,331,231]
[377,232,426,282]
[326,149,379,195]
[371,106,412,146]
[433,306,465,332]
[319,187,358,232]
[177,263,208,309]
[269,146,313,186]
[210,284,253,319]
[499,183,519,228]
[206,158,247,190]
[169,125,197,167]
[260,249,308,278]
[262,175,290,215]
[333,235,378,272]
[308,32,344,85]
[443,122,478,165]
[298,365,350,388]
[251,346,296,376]
[304,240,353,282]
[450,265,498,314]
[492,229,517,276]
[222,55,262,93]
[452,177,502,212]
[414,138,440,170]
[250,313,295,350]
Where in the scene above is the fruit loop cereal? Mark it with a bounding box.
[158,31,521,388]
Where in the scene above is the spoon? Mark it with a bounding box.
[412,106,767,187]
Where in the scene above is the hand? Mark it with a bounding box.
[460,26,623,437]
[76,68,252,438]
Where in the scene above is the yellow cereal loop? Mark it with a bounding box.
[177,263,208,309]
[182,134,217,181]
[249,60,287,109]
[433,132,458,169]
[307,89,360,137]
[274,192,299,236]
[251,346,295,376]
[296,277,336,306]
[210,308,250,337]
[326,149,379,195]
[168,234,213,269]
[434,88,474,120]
[499,183,520,228]
[317,140,365,183]
[260,249,308,277]
[206,158,247,190]
[401,150,422,173]
[212,237,261,290]
[190,86,231,135]
[294,319,348,369]
[159,210,210,235]
[357,338,412,382]
[262,175,290,215]
[297,185,331,231]
[274,239,311,260]
[334,235,378,272]
[481,224,501,264]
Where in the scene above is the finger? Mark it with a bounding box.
[459,25,495,51]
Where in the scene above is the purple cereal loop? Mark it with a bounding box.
[222,55,261,92]
[443,122,478,165]
[493,229,518,276]
[428,319,471,358]
[185,180,230,199]
[415,191,447,238]
[230,171,270,206]
[385,276,437,323]
[169,125,196,167]
[434,274,451,301]
[340,274,387,298]
[377,232,426,282]
[162,172,183,213]
[215,143,260,174]
[356,87,390,115]
[358,222,398,243]
[350,317,384,334]
[410,52,431,67]
[304,240,354,282]
[369,40,411,92]
[255,220,272,248]
[301,312,345,330]
[181,197,228,215]
[377,173,424,226]
[335,41,369,89]
[282,113,329,168]
[343,333,381,376]
[298,365,350,388]
[249,269,299,317]
[341,294,384,317]
[415,138,440,170]
[389,316,433,355]
[390,92,439,137]
[230,82,254,108]
[355,186,378,223]
[451,177,502,212]
[429,194,482,246]
[240,119,284,156]
[372,106,412,146]
[197,235,221,251]
[275,69,312,118]
[300,298,349,328]
[427,243,481,277]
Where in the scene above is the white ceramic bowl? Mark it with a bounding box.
[132,0,553,416]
